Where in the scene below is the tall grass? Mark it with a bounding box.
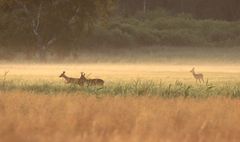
[1,64,240,142]
[0,92,240,142]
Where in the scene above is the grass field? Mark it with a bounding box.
[1,93,240,142]
[1,64,240,97]
[1,64,240,142]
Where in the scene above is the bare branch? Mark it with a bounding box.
[86,73,92,78]
[47,37,57,47]
[32,3,42,36]
[15,0,42,37]
[32,20,39,36]
[69,7,80,25]
[36,3,42,32]
[143,0,146,14]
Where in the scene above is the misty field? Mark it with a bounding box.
[1,64,240,142]
[2,64,240,97]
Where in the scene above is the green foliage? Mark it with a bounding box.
[1,2,240,58]
[1,79,240,98]
[88,9,240,47]
[116,0,240,21]
[0,0,116,48]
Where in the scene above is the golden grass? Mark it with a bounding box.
[1,64,240,142]
[0,92,240,142]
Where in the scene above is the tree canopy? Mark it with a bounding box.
[0,0,115,57]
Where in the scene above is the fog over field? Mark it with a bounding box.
[2,63,240,81]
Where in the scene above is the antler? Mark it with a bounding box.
[86,73,92,78]
[81,72,86,76]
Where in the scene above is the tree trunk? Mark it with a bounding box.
[143,0,146,14]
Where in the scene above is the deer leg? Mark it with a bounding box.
[79,82,83,87]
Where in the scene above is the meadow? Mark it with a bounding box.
[2,64,240,97]
[1,64,240,142]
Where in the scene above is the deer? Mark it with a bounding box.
[79,72,104,87]
[190,67,204,83]
[59,71,82,85]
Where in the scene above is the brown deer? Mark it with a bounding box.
[79,72,104,87]
[59,71,81,85]
[190,67,204,83]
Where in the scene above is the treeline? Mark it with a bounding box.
[117,0,240,21]
[0,0,240,60]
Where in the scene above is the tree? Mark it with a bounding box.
[0,0,115,60]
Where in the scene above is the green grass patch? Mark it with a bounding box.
[1,79,240,98]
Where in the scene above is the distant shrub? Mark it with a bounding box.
[108,28,134,46]
[87,9,240,47]
[3,8,240,58]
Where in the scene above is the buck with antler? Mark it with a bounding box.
[79,72,104,87]
[190,67,204,83]
[59,71,81,85]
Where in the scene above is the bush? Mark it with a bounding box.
[2,8,240,58]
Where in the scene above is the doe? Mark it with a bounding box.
[79,72,104,87]
[59,71,81,85]
[190,67,204,83]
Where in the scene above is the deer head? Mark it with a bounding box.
[80,72,86,78]
[79,72,87,82]
[59,71,66,78]
[190,67,195,73]
[81,72,85,76]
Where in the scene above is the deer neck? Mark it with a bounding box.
[62,74,70,81]
[83,77,88,81]
[80,76,87,81]
[192,71,197,76]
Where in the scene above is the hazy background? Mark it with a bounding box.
[0,0,240,63]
